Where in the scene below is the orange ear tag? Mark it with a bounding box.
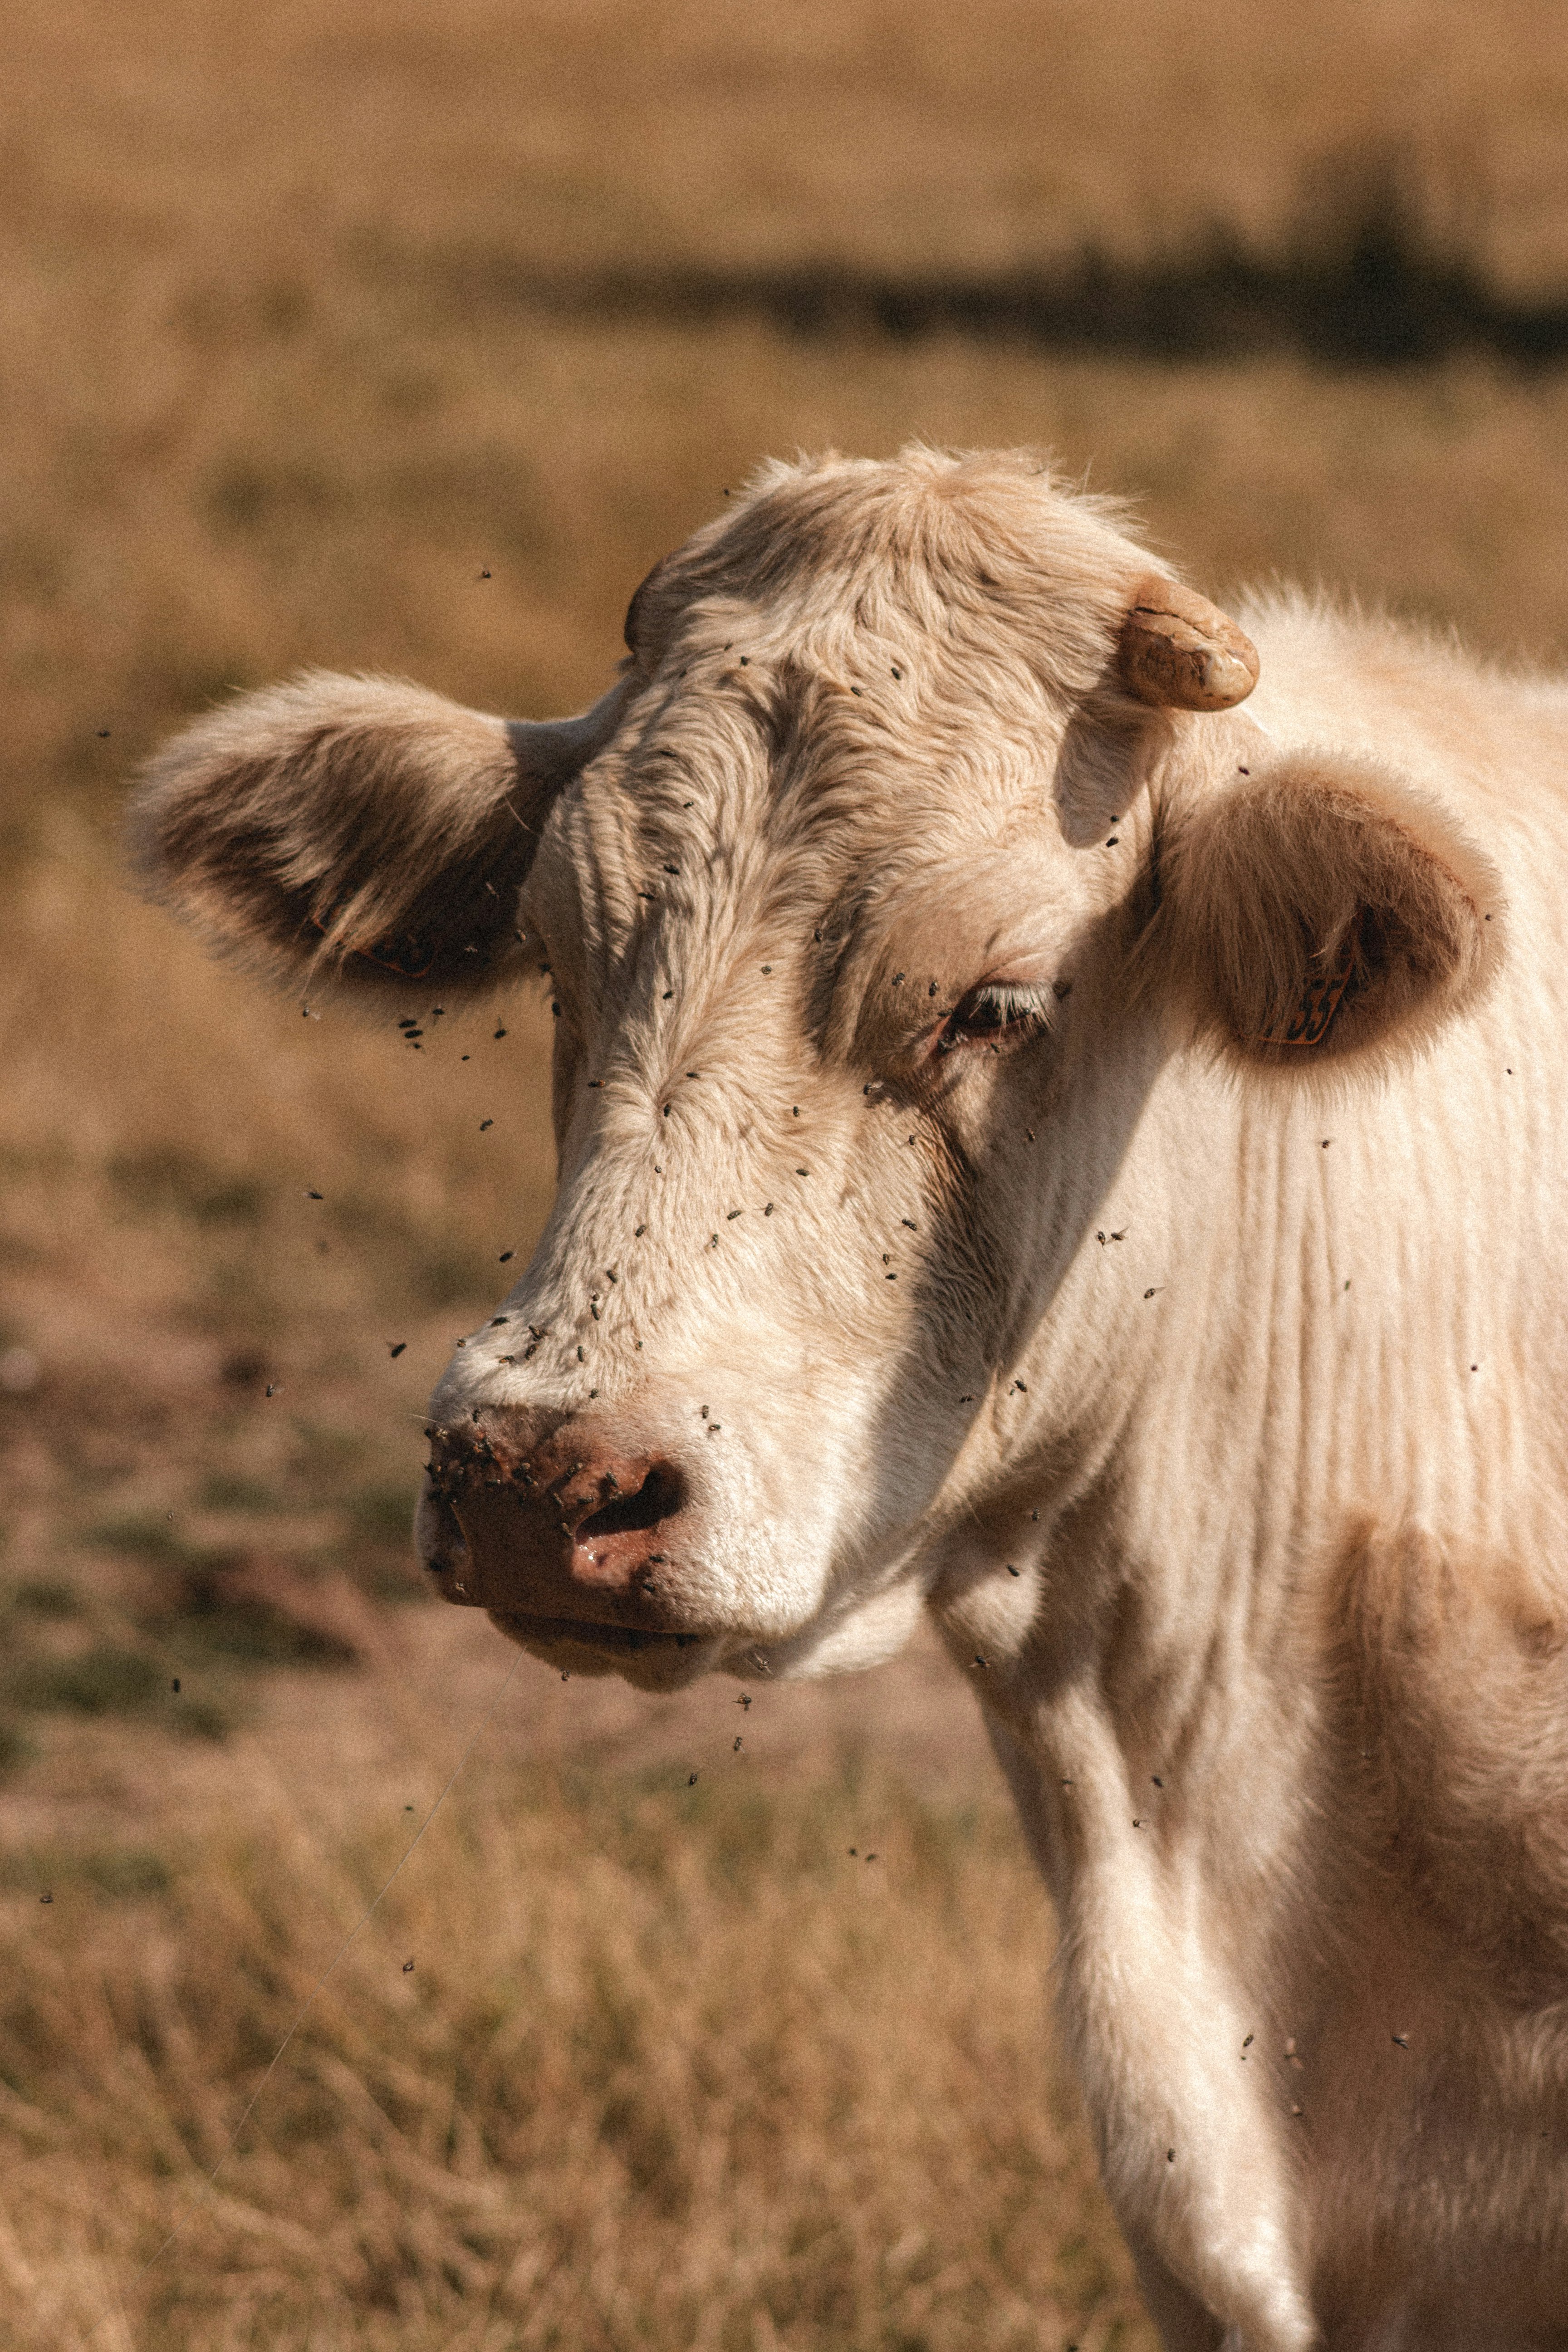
[1258,929,1357,1047]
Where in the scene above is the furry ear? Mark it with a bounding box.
[129,671,629,995]
[1150,747,1505,1071]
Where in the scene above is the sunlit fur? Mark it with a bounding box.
[138,446,1568,2349]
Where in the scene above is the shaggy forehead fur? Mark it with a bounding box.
[631,445,1154,720]
[532,447,1158,1024]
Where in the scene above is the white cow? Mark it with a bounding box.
[136,446,1568,2348]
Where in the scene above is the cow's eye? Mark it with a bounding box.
[938,983,1050,1055]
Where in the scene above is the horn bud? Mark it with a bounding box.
[1117,577,1259,712]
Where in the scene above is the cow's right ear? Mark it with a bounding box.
[1147,743,1505,1073]
[129,671,629,995]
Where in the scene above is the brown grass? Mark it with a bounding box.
[8,3,1568,2344]
[8,0,1568,291]
[0,1663,1158,2352]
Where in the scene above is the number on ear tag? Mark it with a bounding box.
[1258,929,1358,1047]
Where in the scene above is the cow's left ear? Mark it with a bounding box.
[1149,747,1505,1070]
[130,671,631,998]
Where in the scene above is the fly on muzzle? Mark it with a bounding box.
[422,1406,692,1630]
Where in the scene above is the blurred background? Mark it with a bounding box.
[4,3,1568,2343]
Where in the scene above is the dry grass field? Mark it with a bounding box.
[7,2,1568,2344]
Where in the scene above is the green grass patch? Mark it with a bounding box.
[10,1578,83,1619]
[15,1644,166,1717]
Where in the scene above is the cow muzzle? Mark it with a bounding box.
[418,1407,713,1673]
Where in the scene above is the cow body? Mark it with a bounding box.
[135,449,1568,2347]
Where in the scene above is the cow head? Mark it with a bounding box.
[133,448,1503,1690]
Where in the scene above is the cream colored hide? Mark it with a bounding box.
[140,447,1568,2350]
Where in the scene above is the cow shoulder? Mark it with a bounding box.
[1327,1517,1568,2005]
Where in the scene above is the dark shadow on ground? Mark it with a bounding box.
[457,213,1568,370]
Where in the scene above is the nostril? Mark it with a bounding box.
[576,1464,685,1542]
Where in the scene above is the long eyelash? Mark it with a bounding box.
[971,986,1046,1026]
[936,985,1051,1054]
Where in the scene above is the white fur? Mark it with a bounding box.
[147,451,1568,2347]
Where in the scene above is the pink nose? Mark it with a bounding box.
[421,1410,691,1625]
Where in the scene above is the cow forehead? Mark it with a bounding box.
[627,445,1144,694]
[546,593,1107,899]
[529,674,1091,1005]
[606,445,1149,816]
[526,449,1152,1012]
